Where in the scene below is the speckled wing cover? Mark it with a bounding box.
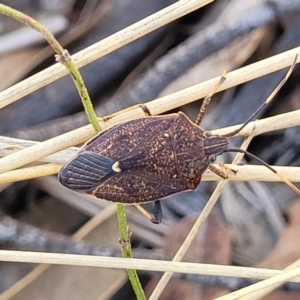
[59,113,209,203]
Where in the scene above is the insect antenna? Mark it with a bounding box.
[222,54,298,138]
[220,55,300,196]
[225,147,300,196]
[195,70,227,126]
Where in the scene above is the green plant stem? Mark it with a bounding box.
[0,4,100,132]
[61,52,100,132]
[1,4,143,297]
[117,204,146,300]
[0,4,63,53]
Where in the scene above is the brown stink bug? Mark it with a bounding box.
[59,56,300,223]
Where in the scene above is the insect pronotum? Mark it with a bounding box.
[59,55,300,223]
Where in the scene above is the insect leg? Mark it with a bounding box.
[139,104,151,116]
[226,147,300,197]
[102,104,152,122]
[153,200,162,224]
[195,71,227,126]
[208,164,228,179]
[133,204,160,224]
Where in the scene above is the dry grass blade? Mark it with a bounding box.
[0,124,95,174]
[1,249,300,285]
[0,163,61,183]
[0,0,213,109]
[149,135,254,299]
[215,259,300,300]
[1,108,300,184]
[0,50,299,176]
[239,259,300,300]
[1,2,300,298]
[1,164,300,185]
[147,47,300,115]
[0,206,117,300]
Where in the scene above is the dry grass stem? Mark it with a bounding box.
[240,259,300,300]
[0,250,300,284]
[215,259,300,300]
[0,4,100,131]
[212,109,300,137]
[0,163,61,183]
[0,136,78,163]
[1,108,299,165]
[1,107,300,183]
[0,124,95,174]
[0,206,117,300]
[1,3,299,299]
[148,47,300,115]
[149,135,254,299]
[0,54,300,176]
[0,164,300,185]
[0,0,213,110]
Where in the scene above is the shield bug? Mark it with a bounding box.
[59,56,300,223]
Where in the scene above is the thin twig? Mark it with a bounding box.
[0,4,100,132]
[1,107,300,183]
[215,259,300,300]
[104,0,300,111]
[0,50,299,175]
[0,163,300,185]
[0,163,61,183]
[238,259,300,300]
[1,250,300,283]
[149,134,254,299]
[0,3,145,296]
[0,206,117,300]
[0,0,213,110]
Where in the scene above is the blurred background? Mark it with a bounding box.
[1,0,300,299]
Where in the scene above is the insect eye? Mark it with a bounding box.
[204,131,212,138]
[209,155,216,162]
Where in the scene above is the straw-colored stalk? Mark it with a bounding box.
[0,0,213,109]
[0,1,300,299]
